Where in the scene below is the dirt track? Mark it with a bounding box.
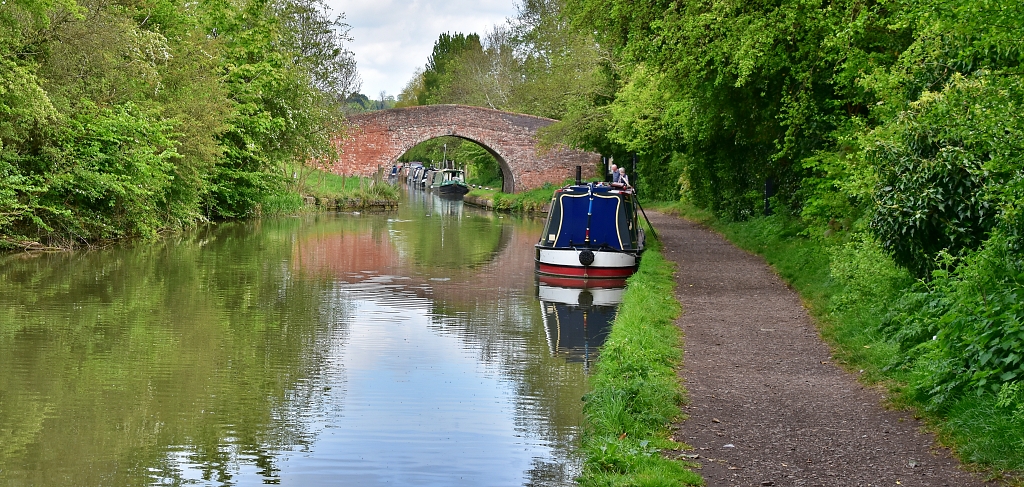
[647,212,993,487]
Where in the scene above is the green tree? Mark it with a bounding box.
[395,68,425,108]
[0,0,360,247]
[420,32,482,105]
[561,0,911,216]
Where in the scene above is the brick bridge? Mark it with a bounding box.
[331,105,601,193]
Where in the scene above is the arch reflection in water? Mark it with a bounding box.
[536,277,626,371]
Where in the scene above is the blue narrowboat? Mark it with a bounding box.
[535,182,645,279]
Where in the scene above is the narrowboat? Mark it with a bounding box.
[428,168,470,198]
[406,163,423,186]
[419,167,435,188]
[535,182,645,279]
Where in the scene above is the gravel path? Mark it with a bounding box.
[647,212,993,487]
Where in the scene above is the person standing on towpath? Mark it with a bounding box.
[646,211,995,487]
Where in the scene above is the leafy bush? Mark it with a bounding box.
[871,151,993,278]
[996,382,1024,421]
[888,267,1024,411]
[867,76,1020,278]
[1,101,182,245]
[867,224,1022,422]
[827,236,912,314]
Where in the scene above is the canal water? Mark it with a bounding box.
[0,190,622,486]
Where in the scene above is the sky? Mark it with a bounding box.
[326,0,520,99]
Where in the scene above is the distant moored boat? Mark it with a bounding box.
[428,168,470,199]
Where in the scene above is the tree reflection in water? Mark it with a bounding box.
[0,193,597,487]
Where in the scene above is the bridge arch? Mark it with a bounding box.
[391,133,515,192]
[331,105,600,193]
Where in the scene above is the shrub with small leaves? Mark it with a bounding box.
[997,382,1024,420]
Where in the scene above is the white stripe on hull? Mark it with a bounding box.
[536,248,638,268]
[537,284,625,306]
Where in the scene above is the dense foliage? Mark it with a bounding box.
[0,0,359,248]
[396,0,608,121]
[504,0,1024,470]
[417,32,483,106]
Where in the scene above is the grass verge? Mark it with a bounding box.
[467,182,565,213]
[578,239,703,486]
[259,192,307,216]
[654,201,1024,482]
[295,168,399,208]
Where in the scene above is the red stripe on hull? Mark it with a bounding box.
[537,275,628,288]
[536,262,636,279]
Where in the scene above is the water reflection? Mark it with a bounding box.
[0,194,593,487]
[536,277,624,371]
[387,189,510,273]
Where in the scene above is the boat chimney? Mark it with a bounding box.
[575,166,582,186]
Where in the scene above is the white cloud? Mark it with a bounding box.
[326,0,519,98]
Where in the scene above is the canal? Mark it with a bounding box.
[0,190,622,486]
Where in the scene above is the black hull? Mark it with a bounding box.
[435,184,470,198]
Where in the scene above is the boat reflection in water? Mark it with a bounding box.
[536,276,626,371]
[407,185,467,223]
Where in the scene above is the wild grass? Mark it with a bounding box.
[578,242,703,486]
[302,168,364,197]
[298,168,399,205]
[653,201,1024,479]
[258,192,306,216]
[467,183,561,213]
[943,396,1024,476]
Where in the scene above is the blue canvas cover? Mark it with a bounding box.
[552,191,624,250]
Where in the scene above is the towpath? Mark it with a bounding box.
[647,212,993,487]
